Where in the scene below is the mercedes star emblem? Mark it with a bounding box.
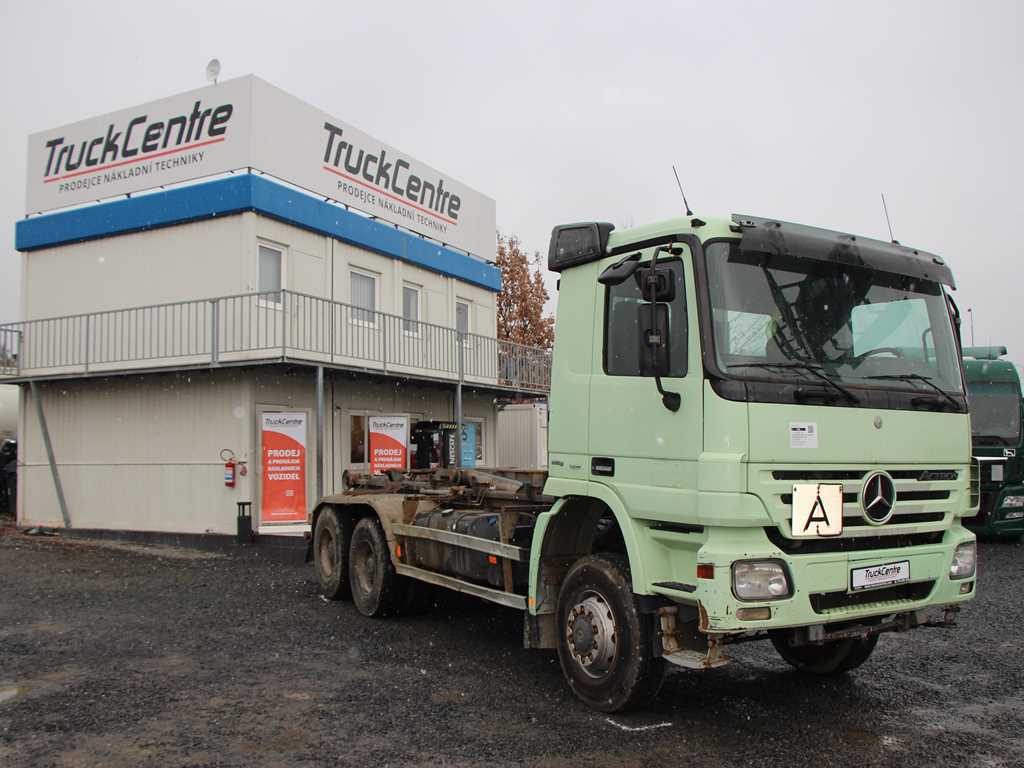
[861,471,896,524]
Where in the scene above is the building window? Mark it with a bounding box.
[456,300,471,336]
[350,414,366,464]
[350,271,376,325]
[403,285,420,334]
[258,244,283,303]
[467,418,485,463]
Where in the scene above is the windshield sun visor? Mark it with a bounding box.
[732,214,955,288]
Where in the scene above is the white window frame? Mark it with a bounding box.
[349,267,379,328]
[345,409,421,471]
[257,240,287,307]
[402,282,422,337]
[346,410,373,469]
[455,298,472,341]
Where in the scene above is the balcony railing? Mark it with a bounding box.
[0,290,551,393]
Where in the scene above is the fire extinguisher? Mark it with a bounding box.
[220,448,246,488]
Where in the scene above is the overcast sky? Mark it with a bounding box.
[1,1,1021,356]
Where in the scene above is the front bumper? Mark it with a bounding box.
[650,523,976,635]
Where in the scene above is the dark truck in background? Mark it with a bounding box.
[963,346,1024,539]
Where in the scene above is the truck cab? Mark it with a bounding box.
[538,213,976,704]
[963,346,1024,539]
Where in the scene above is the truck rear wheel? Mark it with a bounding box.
[555,554,665,712]
[314,508,351,600]
[770,632,879,675]
[349,516,408,618]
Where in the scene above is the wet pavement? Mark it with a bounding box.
[1,526,1022,767]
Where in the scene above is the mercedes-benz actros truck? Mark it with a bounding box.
[309,213,978,711]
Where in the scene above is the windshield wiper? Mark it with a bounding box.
[727,361,859,403]
[863,373,961,411]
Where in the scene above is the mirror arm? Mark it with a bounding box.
[647,246,681,412]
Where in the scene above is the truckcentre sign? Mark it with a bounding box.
[26,75,497,260]
[260,412,308,525]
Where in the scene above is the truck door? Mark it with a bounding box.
[588,243,702,523]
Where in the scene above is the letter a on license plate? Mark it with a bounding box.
[791,483,844,538]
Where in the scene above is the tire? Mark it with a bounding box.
[348,516,408,618]
[314,508,352,600]
[770,632,879,675]
[555,554,665,712]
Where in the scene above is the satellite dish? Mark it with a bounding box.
[205,59,221,84]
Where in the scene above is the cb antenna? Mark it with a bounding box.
[672,165,693,217]
[881,192,898,244]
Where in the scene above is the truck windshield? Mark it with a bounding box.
[967,381,1021,443]
[705,241,963,397]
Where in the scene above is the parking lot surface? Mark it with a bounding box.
[1,527,1022,767]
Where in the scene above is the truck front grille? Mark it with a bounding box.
[765,527,942,554]
[758,466,961,550]
[809,580,935,613]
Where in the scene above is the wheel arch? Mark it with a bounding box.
[529,489,647,616]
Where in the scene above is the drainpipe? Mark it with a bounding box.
[455,335,464,469]
[315,366,325,501]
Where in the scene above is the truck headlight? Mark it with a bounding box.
[731,560,791,601]
[949,542,977,580]
[1000,495,1024,508]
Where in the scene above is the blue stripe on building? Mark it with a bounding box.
[15,174,501,292]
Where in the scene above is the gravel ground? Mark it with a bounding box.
[1,524,1022,768]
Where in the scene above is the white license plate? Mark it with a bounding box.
[851,560,911,591]
[1005,510,1024,520]
[791,483,844,538]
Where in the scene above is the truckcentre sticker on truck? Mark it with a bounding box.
[789,422,819,449]
[851,560,911,591]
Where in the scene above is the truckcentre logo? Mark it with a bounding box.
[40,100,234,193]
[321,122,462,236]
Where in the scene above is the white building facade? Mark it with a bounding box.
[3,77,549,537]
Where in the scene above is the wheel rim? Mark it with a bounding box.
[318,528,335,578]
[565,589,618,678]
[352,536,377,596]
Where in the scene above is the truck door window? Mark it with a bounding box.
[604,258,687,377]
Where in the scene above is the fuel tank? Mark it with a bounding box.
[407,508,536,590]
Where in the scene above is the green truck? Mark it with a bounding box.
[310,213,978,711]
[963,346,1024,539]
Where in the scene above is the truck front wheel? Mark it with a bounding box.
[770,632,879,675]
[555,554,665,712]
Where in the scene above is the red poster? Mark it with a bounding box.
[261,412,307,524]
[369,416,408,474]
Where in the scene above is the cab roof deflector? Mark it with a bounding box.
[732,214,956,288]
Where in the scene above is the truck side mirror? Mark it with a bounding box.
[635,266,676,303]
